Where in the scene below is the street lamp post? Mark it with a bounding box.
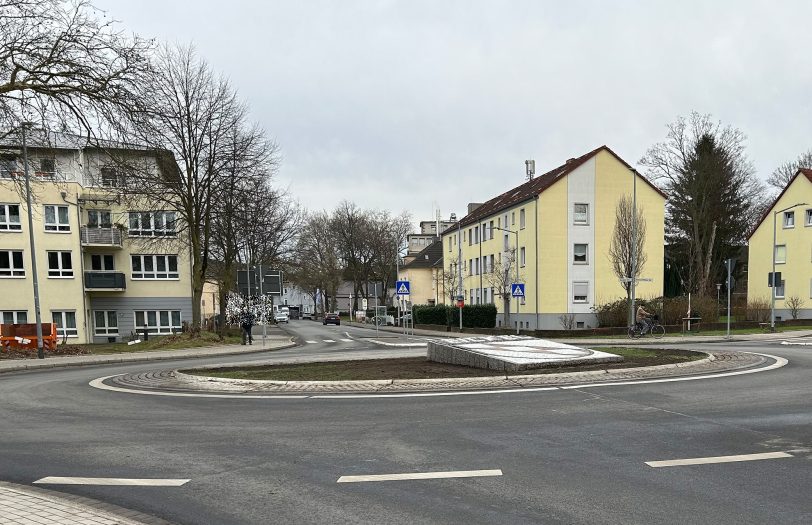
[771,202,807,331]
[494,225,519,334]
[21,123,45,359]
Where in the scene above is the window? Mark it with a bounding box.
[448,237,452,252]
[574,244,588,264]
[131,254,179,279]
[38,158,56,175]
[775,280,785,299]
[474,258,479,275]
[44,205,70,232]
[520,247,526,267]
[574,203,589,225]
[573,281,589,303]
[0,204,21,231]
[474,226,479,244]
[128,211,176,237]
[520,208,526,229]
[0,250,24,277]
[47,251,73,277]
[775,245,786,264]
[0,155,17,177]
[504,234,509,251]
[511,212,516,225]
[91,254,115,271]
[134,310,182,334]
[489,254,494,273]
[87,209,112,228]
[52,311,78,338]
[100,166,121,187]
[806,209,812,226]
[94,310,119,335]
[784,211,795,228]
[2,311,27,324]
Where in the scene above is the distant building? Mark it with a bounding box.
[440,145,666,330]
[405,217,457,262]
[398,240,445,305]
[747,168,812,320]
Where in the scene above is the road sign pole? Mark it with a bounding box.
[726,259,732,339]
[259,264,265,346]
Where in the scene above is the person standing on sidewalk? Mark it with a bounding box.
[240,307,255,345]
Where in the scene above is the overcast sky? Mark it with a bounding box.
[97,0,812,224]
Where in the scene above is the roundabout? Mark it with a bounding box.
[89,349,786,398]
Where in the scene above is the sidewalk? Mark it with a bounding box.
[0,335,296,375]
[0,480,170,524]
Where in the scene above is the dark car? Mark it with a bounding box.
[323,313,340,325]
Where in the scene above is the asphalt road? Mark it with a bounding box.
[0,322,810,524]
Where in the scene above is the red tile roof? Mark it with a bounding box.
[749,168,812,239]
[444,145,664,233]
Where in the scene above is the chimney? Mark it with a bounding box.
[467,202,483,214]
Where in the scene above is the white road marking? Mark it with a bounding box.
[323,339,335,343]
[344,332,353,339]
[337,469,502,483]
[646,451,793,468]
[305,340,318,344]
[340,339,353,342]
[34,477,190,486]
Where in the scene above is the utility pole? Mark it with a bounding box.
[21,123,44,359]
[628,168,638,328]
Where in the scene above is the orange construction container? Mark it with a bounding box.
[0,323,58,352]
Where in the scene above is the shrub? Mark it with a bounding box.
[746,297,770,322]
[413,304,497,328]
[786,295,805,320]
[413,305,449,326]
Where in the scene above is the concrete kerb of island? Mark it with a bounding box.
[171,351,720,393]
[0,337,298,375]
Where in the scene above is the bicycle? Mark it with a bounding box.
[628,315,665,339]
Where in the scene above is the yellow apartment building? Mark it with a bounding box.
[747,168,812,320]
[439,146,665,330]
[397,240,445,305]
[0,131,193,343]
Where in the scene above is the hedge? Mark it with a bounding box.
[413,304,497,328]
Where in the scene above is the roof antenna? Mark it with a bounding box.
[525,159,535,181]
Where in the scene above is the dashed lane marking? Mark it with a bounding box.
[645,451,793,468]
[337,469,502,483]
[34,477,190,486]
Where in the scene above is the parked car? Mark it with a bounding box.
[274,311,289,324]
[371,315,395,326]
[323,312,341,326]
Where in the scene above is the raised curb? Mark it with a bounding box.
[167,351,721,393]
[0,480,173,524]
[0,338,297,375]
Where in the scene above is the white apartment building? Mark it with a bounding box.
[0,131,193,344]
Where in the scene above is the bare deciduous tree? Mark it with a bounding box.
[608,195,647,299]
[0,0,152,133]
[767,150,812,192]
[785,295,804,321]
[290,212,342,316]
[486,249,521,327]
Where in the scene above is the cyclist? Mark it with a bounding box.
[636,303,653,335]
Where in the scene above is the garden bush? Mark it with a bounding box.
[413,304,497,328]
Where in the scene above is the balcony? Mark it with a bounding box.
[80,226,122,248]
[84,271,126,291]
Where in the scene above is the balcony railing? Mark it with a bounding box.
[80,226,122,247]
[84,271,126,291]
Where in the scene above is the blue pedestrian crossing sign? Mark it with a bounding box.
[511,283,525,298]
[396,280,411,295]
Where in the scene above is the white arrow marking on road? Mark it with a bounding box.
[34,477,190,486]
[645,451,793,468]
[337,469,502,483]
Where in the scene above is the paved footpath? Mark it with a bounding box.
[0,481,170,525]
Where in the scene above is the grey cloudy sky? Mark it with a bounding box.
[97,0,812,223]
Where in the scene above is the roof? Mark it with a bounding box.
[0,129,153,151]
[402,240,444,270]
[442,145,666,234]
[748,168,812,239]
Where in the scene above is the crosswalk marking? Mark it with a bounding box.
[323,339,335,343]
[340,338,352,342]
[306,340,318,344]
